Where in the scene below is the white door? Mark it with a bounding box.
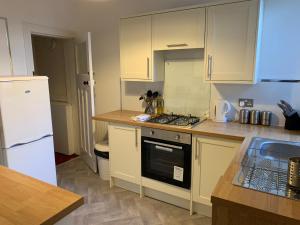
[0,18,13,75]
[75,32,97,173]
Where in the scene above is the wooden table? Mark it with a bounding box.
[0,166,83,225]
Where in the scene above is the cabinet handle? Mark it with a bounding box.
[147,57,150,78]
[167,43,188,48]
[207,55,212,80]
[195,140,199,160]
[135,128,138,148]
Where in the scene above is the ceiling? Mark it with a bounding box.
[73,0,211,32]
[0,0,213,32]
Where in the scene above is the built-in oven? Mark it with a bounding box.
[141,127,192,189]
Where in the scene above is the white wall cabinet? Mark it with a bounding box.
[108,124,140,184]
[192,135,241,206]
[152,8,205,51]
[120,16,153,81]
[205,0,261,83]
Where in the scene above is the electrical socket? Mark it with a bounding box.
[239,98,254,108]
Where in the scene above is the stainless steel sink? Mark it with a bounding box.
[233,137,300,200]
[260,142,300,160]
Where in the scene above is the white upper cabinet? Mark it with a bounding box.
[120,16,152,81]
[205,0,261,83]
[152,8,205,51]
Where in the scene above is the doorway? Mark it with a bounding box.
[31,34,79,165]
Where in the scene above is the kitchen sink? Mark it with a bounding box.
[233,137,300,200]
[260,142,300,160]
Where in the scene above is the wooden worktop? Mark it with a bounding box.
[93,110,300,222]
[0,166,83,225]
[93,110,249,140]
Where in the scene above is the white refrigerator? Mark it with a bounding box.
[0,76,57,185]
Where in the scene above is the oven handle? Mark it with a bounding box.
[143,140,183,150]
[155,145,173,152]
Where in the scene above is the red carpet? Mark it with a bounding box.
[55,152,79,165]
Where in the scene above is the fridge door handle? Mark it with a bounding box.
[8,135,53,148]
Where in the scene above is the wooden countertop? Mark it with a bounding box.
[93,110,300,221]
[0,166,84,225]
[93,110,248,140]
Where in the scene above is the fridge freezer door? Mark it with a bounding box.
[0,78,53,149]
[1,135,57,185]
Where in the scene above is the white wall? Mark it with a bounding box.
[0,0,77,75]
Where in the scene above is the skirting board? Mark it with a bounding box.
[113,178,212,217]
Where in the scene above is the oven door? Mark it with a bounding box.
[141,137,191,189]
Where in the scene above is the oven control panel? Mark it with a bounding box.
[142,127,191,145]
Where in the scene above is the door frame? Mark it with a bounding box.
[23,23,75,75]
[24,23,81,155]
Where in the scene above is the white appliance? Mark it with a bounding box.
[0,76,57,185]
[214,99,232,123]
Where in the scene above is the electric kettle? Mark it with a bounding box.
[214,100,232,122]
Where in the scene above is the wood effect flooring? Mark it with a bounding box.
[56,158,212,225]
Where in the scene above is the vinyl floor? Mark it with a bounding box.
[56,158,212,225]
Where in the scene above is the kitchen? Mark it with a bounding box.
[0,0,300,225]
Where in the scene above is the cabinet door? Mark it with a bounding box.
[192,136,241,206]
[120,16,152,81]
[205,0,259,82]
[109,124,140,184]
[152,8,205,50]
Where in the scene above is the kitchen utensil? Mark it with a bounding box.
[139,90,161,115]
[280,100,294,112]
[277,101,295,117]
[288,157,300,190]
[250,110,261,125]
[146,90,153,98]
[152,91,159,99]
[239,109,250,124]
[260,111,272,126]
[214,100,232,122]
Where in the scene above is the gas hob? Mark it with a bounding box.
[147,114,202,127]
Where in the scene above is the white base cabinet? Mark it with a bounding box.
[192,136,241,206]
[108,124,141,184]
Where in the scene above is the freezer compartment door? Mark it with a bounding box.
[2,135,57,185]
[0,78,53,148]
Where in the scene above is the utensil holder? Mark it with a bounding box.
[288,157,300,190]
[284,112,300,130]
